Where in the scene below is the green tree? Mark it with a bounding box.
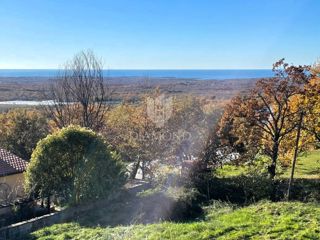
[25,125,126,206]
[0,109,49,160]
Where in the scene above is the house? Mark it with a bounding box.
[0,148,28,205]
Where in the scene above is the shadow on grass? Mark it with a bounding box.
[22,176,320,240]
[71,175,320,230]
[71,184,203,228]
[62,176,320,228]
[196,175,320,205]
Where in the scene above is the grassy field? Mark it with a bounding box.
[216,150,320,179]
[25,151,319,239]
[282,150,320,179]
[27,201,320,240]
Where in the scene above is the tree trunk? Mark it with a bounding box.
[287,112,304,200]
[315,132,320,143]
[141,160,145,179]
[47,195,51,213]
[269,139,280,201]
[269,140,279,179]
[130,159,140,179]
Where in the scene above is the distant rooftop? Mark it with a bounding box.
[0,148,28,177]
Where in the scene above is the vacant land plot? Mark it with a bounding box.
[28,201,320,240]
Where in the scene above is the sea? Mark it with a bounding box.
[0,69,274,80]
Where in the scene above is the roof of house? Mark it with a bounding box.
[0,148,28,177]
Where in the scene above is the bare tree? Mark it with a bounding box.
[46,50,108,131]
[0,183,24,205]
[0,183,13,205]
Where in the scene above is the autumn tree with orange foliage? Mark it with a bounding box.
[280,64,320,163]
[304,63,320,143]
[0,109,49,160]
[214,59,310,179]
[105,100,162,179]
[105,93,212,180]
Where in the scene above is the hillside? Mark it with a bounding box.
[24,150,320,239]
[27,201,320,240]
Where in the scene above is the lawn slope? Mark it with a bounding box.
[28,201,320,240]
[282,150,320,179]
[216,150,320,179]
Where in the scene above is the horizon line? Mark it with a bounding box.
[0,68,272,71]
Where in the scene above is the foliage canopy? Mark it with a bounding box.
[0,109,49,160]
[25,125,126,205]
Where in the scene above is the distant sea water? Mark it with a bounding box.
[0,69,274,80]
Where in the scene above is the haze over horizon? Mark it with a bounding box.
[1,0,319,69]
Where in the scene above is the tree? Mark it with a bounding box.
[287,111,304,200]
[46,50,108,131]
[105,103,144,178]
[105,96,165,180]
[105,93,214,180]
[25,126,126,207]
[165,96,210,161]
[215,59,310,178]
[0,183,14,205]
[304,63,320,143]
[216,95,261,163]
[285,62,320,198]
[0,109,49,160]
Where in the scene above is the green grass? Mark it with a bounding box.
[28,201,320,240]
[216,150,320,179]
[215,164,247,177]
[27,151,320,239]
[282,150,320,179]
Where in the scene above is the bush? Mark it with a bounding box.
[150,165,182,189]
[138,186,202,222]
[167,186,203,221]
[138,165,203,221]
[25,125,127,205]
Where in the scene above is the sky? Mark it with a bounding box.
[0,0,319,69]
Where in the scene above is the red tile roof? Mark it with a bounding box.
[0,148,28,177]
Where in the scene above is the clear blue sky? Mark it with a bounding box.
[0,0,319,69]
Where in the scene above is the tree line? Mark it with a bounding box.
[201,59,319,198]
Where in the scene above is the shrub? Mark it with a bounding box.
[25,125,127,205]
[138,164,203,222]
[151,165,182,189]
